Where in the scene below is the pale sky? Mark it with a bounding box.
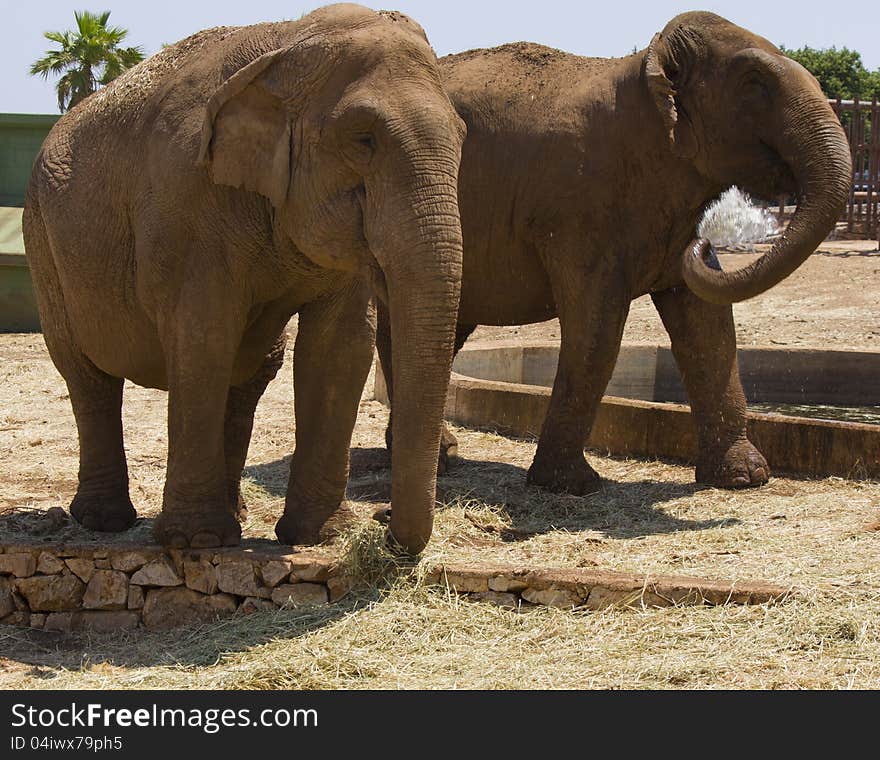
[4,0,879,114]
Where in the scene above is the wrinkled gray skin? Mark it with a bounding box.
[377,12,852,493]
[23,4,465,555]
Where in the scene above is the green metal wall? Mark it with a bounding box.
[0,208,40,332]
[0,115,56,331]
[0,113,59,207]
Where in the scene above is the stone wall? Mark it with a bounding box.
[0,542,791,632]
[0,542,345,632]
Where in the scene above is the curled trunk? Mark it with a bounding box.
[682,90,852,304]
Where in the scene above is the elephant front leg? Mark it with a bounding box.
[224,334,287,522]
[527,264,630,495]
[153,311,244,549]
[651,285,769,488]
[376,298,473,474]
[276,280,375,546]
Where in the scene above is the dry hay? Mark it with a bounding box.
[1,574,877,690]
[1,326,879,689]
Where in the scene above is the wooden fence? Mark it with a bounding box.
[830,96,879,243]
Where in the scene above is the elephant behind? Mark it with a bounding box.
[377,12,852,493]
[23,4,465,554]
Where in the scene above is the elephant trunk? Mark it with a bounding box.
[682,81,852,304]
[367,154,463,555]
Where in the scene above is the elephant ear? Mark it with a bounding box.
[198,48,293,208]
[643,31,698,159]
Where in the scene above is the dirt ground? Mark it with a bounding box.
[1,241,878,689]
[473,242,880,349]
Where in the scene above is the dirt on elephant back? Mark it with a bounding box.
[0,241,878,689]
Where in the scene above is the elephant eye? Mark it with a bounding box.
[355,134,375,151]
[340,132,375,171]
[729,57,772,103]
[741,74,770,103]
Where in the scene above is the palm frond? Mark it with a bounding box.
[31,9,143,111]
[55,72,73,112]
[43,30,70,45]
[29,51,74,78]
[117,46,145,67]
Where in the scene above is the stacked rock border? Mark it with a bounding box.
[425,565,791,610]
[0,542,792,631]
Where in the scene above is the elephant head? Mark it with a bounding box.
[198,5,466,554]
[643,11,852,303]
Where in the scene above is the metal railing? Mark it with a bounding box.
[830,96,879,244]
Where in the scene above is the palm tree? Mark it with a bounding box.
[30,10,145,113]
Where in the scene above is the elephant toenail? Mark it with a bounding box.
[82,514,102,530]
[166,532,188,548]
[191,532,221,549]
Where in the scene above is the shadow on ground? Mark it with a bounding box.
[437,456,739,540]
[816,248,880,258]
[0,506,154,547]
[248,447,740,541]
[0,447,740,676]
[0,590,375,677]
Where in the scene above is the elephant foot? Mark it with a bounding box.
[438,426,459,476]
[368,509,420,557]
[275,501,358,546]
[696,439,770,488]
[386,423,459,476]
[70,491,137,533]
[234,493,249,522]
[228,486,248,523]
[153,506,241,548]
[527,455,603,495]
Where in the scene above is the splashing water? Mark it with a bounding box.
[697,187,781,249]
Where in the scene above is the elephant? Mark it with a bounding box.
[23,3,466,554]
[376,11,852,494]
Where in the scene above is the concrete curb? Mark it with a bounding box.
[375,343,880,479]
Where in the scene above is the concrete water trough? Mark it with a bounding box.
[375,341,880,479]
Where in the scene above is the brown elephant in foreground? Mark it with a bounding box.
[377,11,852,494]
[23,4,465,554]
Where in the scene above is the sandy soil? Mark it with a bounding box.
[0,242,878,689]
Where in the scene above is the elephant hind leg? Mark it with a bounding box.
[377,298,474,474]
[224,334,287,522]
[651,286,769,488]
[527,252,630,495]
[65,370,135,532]
[26,211,135,532]
[439,322,477,470]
